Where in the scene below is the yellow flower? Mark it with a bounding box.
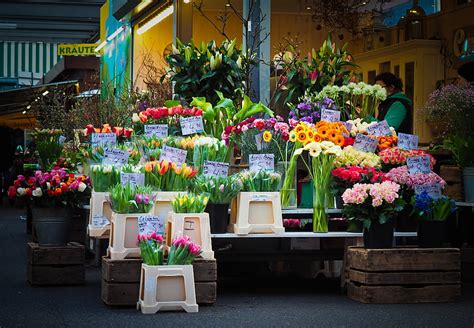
[263,131,272,143]
[289,132,297,143]
[295,124,307,134]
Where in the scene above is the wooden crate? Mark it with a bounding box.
[347,247,460,304]
[27,242,85,286]
[439,165,464,201]
[101,257,217,306]
[461,248,474,282]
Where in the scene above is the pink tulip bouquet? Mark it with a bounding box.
[342,181,405,229]
[138,232,165,265]
[167,235,202,265]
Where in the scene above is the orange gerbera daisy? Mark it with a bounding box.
[316,121,327,129]
[328,129,339,140]
[334,136,345,147]
[318,125,329,138]
[306,129,314,140]
[295,124,307,133]
[313,133,322,142]
[297,131,308,143]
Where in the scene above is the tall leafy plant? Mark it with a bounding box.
[162,39,244,104]
[272,33,357,107]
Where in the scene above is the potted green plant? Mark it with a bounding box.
[412,192,457,248]
[342,181,405,248]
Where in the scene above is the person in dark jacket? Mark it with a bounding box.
[374,72,413,133]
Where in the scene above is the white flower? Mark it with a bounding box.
[320,141,335,150]
[323,146,342,157]
[32,187,43,197]
[103,165,113,174]
[132,113,140,123]
[293,148,304,156]
[17,188,26,196]
[78,182,87,192]
[46,182,51,190]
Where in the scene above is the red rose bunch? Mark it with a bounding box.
[331,166,388,194]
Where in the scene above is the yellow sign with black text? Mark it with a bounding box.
[58,44,98,56]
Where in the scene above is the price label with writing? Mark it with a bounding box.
[398,133,419,150]
[180,116,204,135]
[92,215,110,228]
[159,146,187,166]
[249,154,274,172]
[251,194,270,202]
[102,147,129,166]
[203,161,229,177]
[91,133,116,146]
[144,124,168,138]
[366,120,392,136]
[321,109,341,122]
[120,172,145,187]
[415,183,442,200]
[353,134,378,153]
[138,215,165,235]
[342,122,353,137]
[407,156,431,174]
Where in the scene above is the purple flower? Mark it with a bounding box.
[297,103,312,111]
[135,194,143,204]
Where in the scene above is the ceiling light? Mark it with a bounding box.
[26,105,31,110]
[42,90,49,96]
[306,6,311,10]
[137,6,174,35]
[107,25,125,42]
[95,40,107,52]
[22,111,27,114]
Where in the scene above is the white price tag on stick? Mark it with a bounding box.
[144,124,168,138]
[321,109,341,122]
[203,161,229,177]
[415,183,442,200]
[138,215,165,235]
[180,116,204,135]
[353,134,378,153]
[366,120,392,136]
[120,172,145,187]
[102,147,129,166]
[407,156,431,174]
[398,133,419,150]
[249,154,274,172]
[159,146,187,166]
[91,133,116,146]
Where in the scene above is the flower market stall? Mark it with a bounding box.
[9,37,472,310]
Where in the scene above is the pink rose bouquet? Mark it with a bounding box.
[378,147,436,171]
[342,181,405,229]
[385,166,446,190]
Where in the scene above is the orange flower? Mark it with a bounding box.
[328,129,339,140]
[318,125,329,138]
[306,130,314,140]
[313,133,322,142]
[316,121,327,129]
[295,124,307,134]
[297,131,308,143]
[334,136,345,147]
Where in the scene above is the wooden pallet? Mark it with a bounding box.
[439,165,464,201]
[27,242,85,286]
[347,247,460,303]
[101,257,217,306]
[461,248,474,282]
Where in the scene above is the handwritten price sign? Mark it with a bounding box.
[138,215,165,235]
[353,134,378,153]
[321,109,341,122]
[144,124,168,138]
[120,172,145,187]
[180,116,204,135]
[249,154,274,172]
[398,133,419,150]
[415,183,442,200]
[102,147,129,166]
[407,156,431,174]
[366,120,392,136]
[203,161,229,177]
[159,146,187,166]
[91,133,116,146]
[92,215,109,228]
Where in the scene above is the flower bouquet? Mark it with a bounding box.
[412,192,457,247]
[376,135,398,152]
[334,146,381,168]
[171,193,209,214]
[192,137,228,171]
[133,105,203,136]
[136,135,162,161]
[32,128,64,170]
[385,166,446,191]
[378,147,436,171]
[167,235,202,265]
[292,140,342,232]
[192,175,241,233]
[138,232,165,265]
[283,218,302,232]
[288,96,336,124]
[345,118,396,138]
[143,160,198,191]
[235,170,281,192]
[90,164,119,192]
[109,184,154,214]
[342,181,405,248]
[83,124,133,141]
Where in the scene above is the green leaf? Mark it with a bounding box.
[164,100,181,108]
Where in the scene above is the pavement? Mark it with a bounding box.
[1,204,474,328]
